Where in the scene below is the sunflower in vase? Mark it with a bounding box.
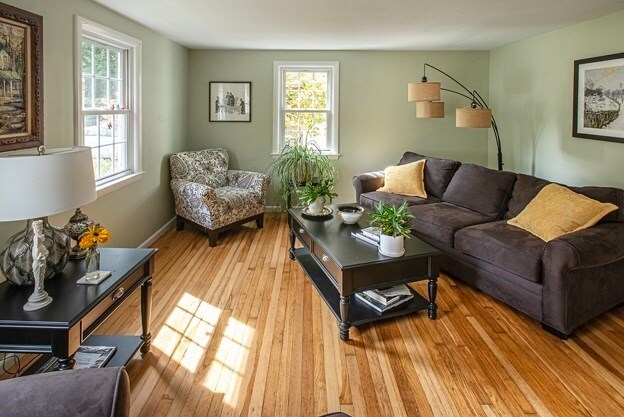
[79,224,111,280]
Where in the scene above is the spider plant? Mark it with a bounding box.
[298,178,339,206]
[268,134,336,211]
[369,202,414,238]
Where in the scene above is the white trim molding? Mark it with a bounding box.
[74,15,143,195]
[272,61,340,157]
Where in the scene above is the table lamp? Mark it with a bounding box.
[0,146,97,286]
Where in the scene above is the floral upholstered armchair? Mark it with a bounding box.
[170,148,270,246]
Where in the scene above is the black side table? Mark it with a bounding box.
[0,248,156,373]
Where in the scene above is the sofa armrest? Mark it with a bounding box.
[543,222,624,271]
[227,170,271,197]
[352,171,385,203]
[171,179,218,212]
[0,367,130,417]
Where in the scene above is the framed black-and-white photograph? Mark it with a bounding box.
[209,81,251,122]
[574,52,624,143]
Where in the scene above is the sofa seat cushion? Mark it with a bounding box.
[442,164,516,219]
[360,191,440,211]
[408,202,492,246]
[398,152,461,198]
[215,186,262,208]
[455,221,546,283]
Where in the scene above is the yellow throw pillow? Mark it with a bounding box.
[377,160,427,198]
[508,183,618,242]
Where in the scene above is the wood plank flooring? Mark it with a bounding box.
[97,214,624,417]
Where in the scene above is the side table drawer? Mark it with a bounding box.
[293,220,311,248]
[312,243,342,283]
[82,266,146,336]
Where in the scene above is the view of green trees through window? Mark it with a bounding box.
[81,40,129,181]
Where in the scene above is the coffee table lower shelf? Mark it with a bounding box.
[294,248,430,329]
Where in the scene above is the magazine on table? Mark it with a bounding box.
[351,231,379,247]
[360,227,380,242]
[37,346,117,373]
[355,291,414,313]
[364,284,412,305]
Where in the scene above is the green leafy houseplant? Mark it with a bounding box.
[267,136,336,211]
[298,178,339,206]
[369,202,414,238]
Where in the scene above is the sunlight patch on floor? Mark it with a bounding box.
[204,316,255,406]
[152,292,222,373]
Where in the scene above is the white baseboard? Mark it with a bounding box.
[140,217,176,248]
[266,205,283,212]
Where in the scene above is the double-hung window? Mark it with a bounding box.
[273,62,339,157]
[75,17,142,193]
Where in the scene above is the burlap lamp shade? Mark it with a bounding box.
[408,82,441,102]
[416,101,444,118]
[456,107,492,128]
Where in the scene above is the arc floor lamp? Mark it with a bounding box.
[408,63,504,170]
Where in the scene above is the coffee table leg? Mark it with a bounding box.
[140,277,153,354]
[289,229,296,260]
[428,276,438,319]
[339,295,350,340]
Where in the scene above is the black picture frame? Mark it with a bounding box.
[209,81,252,122]
[573,52,624,143]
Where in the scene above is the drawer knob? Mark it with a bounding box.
[299,228,305,234]
[322,255,329,262]
[112,287,125,301]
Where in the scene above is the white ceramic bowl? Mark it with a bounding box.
[337,205,365,224]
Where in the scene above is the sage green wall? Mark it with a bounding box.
[0,0,188,280]
[188,50,490,204]
[489,10,624,187]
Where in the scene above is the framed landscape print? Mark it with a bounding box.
[574,52,624,143]
[0,3,43,153]
[209,81,251,122]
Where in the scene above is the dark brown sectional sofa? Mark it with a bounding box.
[353,151,624,338]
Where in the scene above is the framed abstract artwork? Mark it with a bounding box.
[0,3,43,153]
[209,81,251,122]
[573,52,624,143]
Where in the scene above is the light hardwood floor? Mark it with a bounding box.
[97,214,624,417]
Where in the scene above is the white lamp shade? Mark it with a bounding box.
[0,147,97,221]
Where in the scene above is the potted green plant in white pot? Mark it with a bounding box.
[298,178,338,214]
[369,202,414,257]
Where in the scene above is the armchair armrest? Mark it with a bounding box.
[171,179,219,214]
[543,222,624,271]
[352,171,385,203]
[227,170,271,196]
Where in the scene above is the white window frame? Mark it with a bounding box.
[272,61,340,158]
[74,15,143,198]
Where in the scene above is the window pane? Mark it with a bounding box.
[314,90,328,110]
[113,114,127,143]
[114,143,127,172]
[99,145,114,178]
[84,115,98,147]
[91,147,99,178]
[284,112,298,131]
[285,71,299,90]
[82,42,93,75]
[94,46,107,77]
[300,72,314,91]
[309,113,328,150]
[110,80,120,106]
[299,91,313,109]
[284,112,328,149]
[109,50,120,79]
[285,91,298,109]
[82,76,93,109]
[95,78,107,108]
[99,115,113,146]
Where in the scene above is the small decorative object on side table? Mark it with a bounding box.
[64,208,94,259]
[369,202,414,258]
[23,220,53,311]
[78,224,111,282]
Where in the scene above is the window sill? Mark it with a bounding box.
[96,171,145,199]
[270,153,341,160]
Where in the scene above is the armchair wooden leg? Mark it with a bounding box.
[208,230,218,247]
[256,213,265,229]
[176,216,185,231]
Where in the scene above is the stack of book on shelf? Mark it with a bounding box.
[355,284,414,313]
[351,226,380,247]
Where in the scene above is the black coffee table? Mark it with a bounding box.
[288,205,442,340]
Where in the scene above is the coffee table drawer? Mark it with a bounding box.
[293,220,311,248]
[312,243,342,282]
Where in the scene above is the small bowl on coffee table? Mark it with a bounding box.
[337,205,365,224]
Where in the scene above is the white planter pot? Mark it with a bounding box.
[308,197,325,214]
[379,234,405,258]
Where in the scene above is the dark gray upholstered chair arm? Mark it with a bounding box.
[0,367,130,417]
[543,222,624,271]
[352,171,385,203]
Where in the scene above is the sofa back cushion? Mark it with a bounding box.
[442,164,516,219]
[170,148,229,188]
[398,152,461,198]
[504,173,624,223]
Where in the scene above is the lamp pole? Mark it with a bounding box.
[422,63,504,171]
